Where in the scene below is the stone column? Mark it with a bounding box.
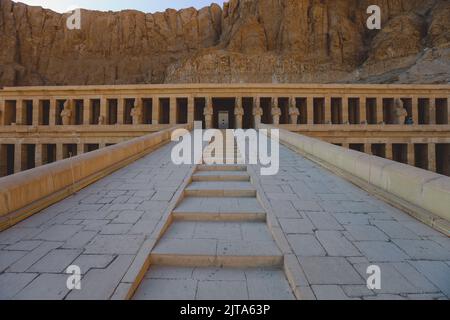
[385,143,393,160]
[204,97,213,129]
[428,143,436,172]
[342,97,349,124]
[77,143,84,156]
[306,97,314,124]
[35,143,43,167]
[407,143,415,166]
[324,96,332,124]
[376,97,384,124]
[133,97,143,125]
[14,144,25,173]
[32,99,39,126]
[56,143,63,161]
[152,97,160,125]
[49,98,56,126]
[364,143,372,155]
[429,98,436,125]
[16,99,24,125]
[234,96,244,129]
[360,97,367,124]
[0,99,5,125]
[100,97,107,125]
[187,96,194,124]
[117,98,124,124]
[412,97,419,124]
[170,97,177,125]
[83,99,90,125]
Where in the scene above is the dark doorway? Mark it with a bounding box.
[242,97,253,129]
[213,98,235,129]
[194,98,205,128]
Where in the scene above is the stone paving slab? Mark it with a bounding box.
[254,144,450,300]
[133,266,295,300]
[0,142,193,300]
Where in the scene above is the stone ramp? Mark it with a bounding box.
[133,134,295,300]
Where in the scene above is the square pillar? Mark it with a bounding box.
[152,97,160,125]
[306,97,314,125]
[428,143,436,172]
[35,144,43,167]
[100,97,107,124]
[0,99,5,125]
[360,97,367,124]
[342,97,349,124]
[169,97,177,125]
[77,143,83,156]
[56,143,63,161]
[385,143,393,160]
[14,144,22,173]
[407,143,415,166]
[187,96,194,124]
[429,98,436,125]
[49,98,56,126]
[376,97,383,124]
[32,99,39,126]
[117,98,124,124]
[83,99,90,125]
[16,99,24,125]
[364,143,372,155]
[324,96,332,124]
[412,97,419,124]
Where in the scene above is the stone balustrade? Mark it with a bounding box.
[0,124,191,231]
[260,124,450,235]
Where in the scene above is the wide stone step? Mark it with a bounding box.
[133,266,295,300]
[197,164,247,171]
[150,221,282,268]
[173,197,266,221]
[192,170,250,182]
[185,181,256,197]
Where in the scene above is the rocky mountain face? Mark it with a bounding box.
[0,0,449,86]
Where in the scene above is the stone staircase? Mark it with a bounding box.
[133,132,294,300]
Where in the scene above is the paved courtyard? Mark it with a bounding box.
[0,136,449,300]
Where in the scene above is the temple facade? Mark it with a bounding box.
[1,84,449,176]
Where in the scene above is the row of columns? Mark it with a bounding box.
[1,95,449,127]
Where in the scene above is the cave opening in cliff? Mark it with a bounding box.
[194,98,205,129]
[260,98,272,125]
[242,97,253,129]
[212,98,235,129]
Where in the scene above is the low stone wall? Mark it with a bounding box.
[260,125,450,230]
[0,124,190,230]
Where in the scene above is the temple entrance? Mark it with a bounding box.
[213,98,235,129]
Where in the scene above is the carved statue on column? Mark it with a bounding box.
[204,99,213,129]
[288,97,300,124]
[271,99,282,125]
[130,104,142,125]
[393,98,408,125]
[98,115,105,125]
[234,97,244,129]
[60,100,72,125]
[253,99,263,129]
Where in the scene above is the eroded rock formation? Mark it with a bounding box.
[0,0,449,86]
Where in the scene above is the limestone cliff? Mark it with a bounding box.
[0,0,449,86]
